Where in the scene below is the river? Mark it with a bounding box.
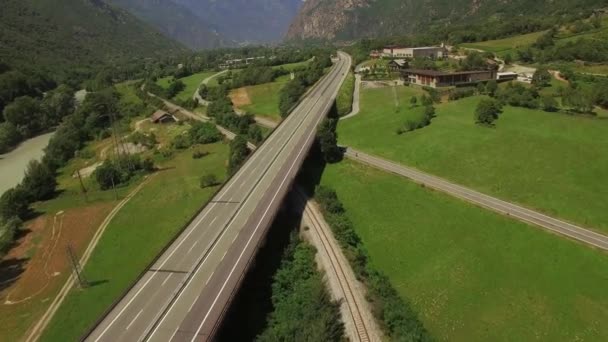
[0,132,54,195]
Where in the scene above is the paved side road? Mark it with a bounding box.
[340,74,361,121]
[344,147,608,251]
[193,70,229,106]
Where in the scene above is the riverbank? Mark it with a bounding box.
[0,132,54,195]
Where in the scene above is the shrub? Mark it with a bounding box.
[475,98,502,125]
[200,174,219,188]
[171,134,191,150]
[189,121,222,144]
[0,216,22,256]
[192,150,209,159]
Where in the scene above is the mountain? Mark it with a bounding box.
[173,0,303,43]
[0,0,186,78]
[107,0,229,50]
[287,0,608,41]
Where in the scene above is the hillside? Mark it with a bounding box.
[0,0,186,79]
[287,0,608,41]
[173,0,303,43]
[107,0,229,50]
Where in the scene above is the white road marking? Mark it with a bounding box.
[205,271,215,285]
[187,295,200,313]
[125,309,143,331]
[161,274,172,286]
[187,240,199,254]
[190,55,350,341]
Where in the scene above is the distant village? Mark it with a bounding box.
[366,44,520,88]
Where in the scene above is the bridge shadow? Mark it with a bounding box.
[215,199,305,341]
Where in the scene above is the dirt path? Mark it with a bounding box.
[294,188,383,342]
[25,175,155,342]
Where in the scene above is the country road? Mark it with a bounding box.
[193,70,229,105]
[344,147,608,251]
[85,52,351,342]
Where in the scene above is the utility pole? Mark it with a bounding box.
[76,170,88,202]
[66,244,88,289]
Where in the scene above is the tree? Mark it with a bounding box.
[41,85,74,126]
[247,124,263,144]
[200,174,218,188]
[21,160,57,201]
[474,99,502,125]
[486,80,498,97]
[316,119,342,163]
[94,161,122,190]
[541,95,559,112]
[3,96,43,137]
[0,122,22,153]
[477,82,486,94]
[171,134,191,150]
[532,67,552,87]
[228,135,249,175]
[420,94,433,106]
[424,105,436,119]
[503,53,513,65]
[0,216,22,256]
[189,122,222,144]
[409,96,418,107]
[0,187,30,220]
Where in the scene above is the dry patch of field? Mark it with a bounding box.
[0,203,115,341]
[229,87,251,108]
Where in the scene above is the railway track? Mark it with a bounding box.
[295,189,372,342]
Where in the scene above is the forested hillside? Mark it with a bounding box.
[107,0,229,50]
[0,0,186,81]
[287,0,608,42]
[174,0,303,43]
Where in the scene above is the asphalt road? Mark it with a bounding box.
[85,52,351,342]
[344,147,608,251]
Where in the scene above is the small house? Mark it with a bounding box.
[150,110,177,124]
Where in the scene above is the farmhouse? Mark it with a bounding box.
[402,69,496,88]
[383,45,448,59]
[388,59,409,71]
[150,110,177,124]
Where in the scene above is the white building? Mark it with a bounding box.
[382,45,448,59]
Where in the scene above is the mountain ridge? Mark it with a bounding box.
[286,0,608,41]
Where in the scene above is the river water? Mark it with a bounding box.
[0,132,54,195]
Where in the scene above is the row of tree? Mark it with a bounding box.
[256,234,344,341]
[314,185,431,341]
[278,53,332,118]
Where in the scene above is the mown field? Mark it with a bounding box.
[320,159,608,341]
[338,86,608,233]
[233,80,289,120]
[461,31,545,55]
[156,71,217,101]
[40,141,229,342]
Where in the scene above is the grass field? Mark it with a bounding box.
[461,31,546,54]
[231,80,289,120]
[320,159,608,341]
[338,89,608,233]
[40,142,229,342]
[155,71,217,101]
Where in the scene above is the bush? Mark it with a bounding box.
[228,135,249,175]
[192,150,209,159]
[21,160,57,201]
[189,121,222,144]
[0,187,30,220]
[171,134,191,150]
[541,95,559,112]
[475,98,502,125]
[448,88,476,101]
[0,216,22,256]
[199,174,219,188]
